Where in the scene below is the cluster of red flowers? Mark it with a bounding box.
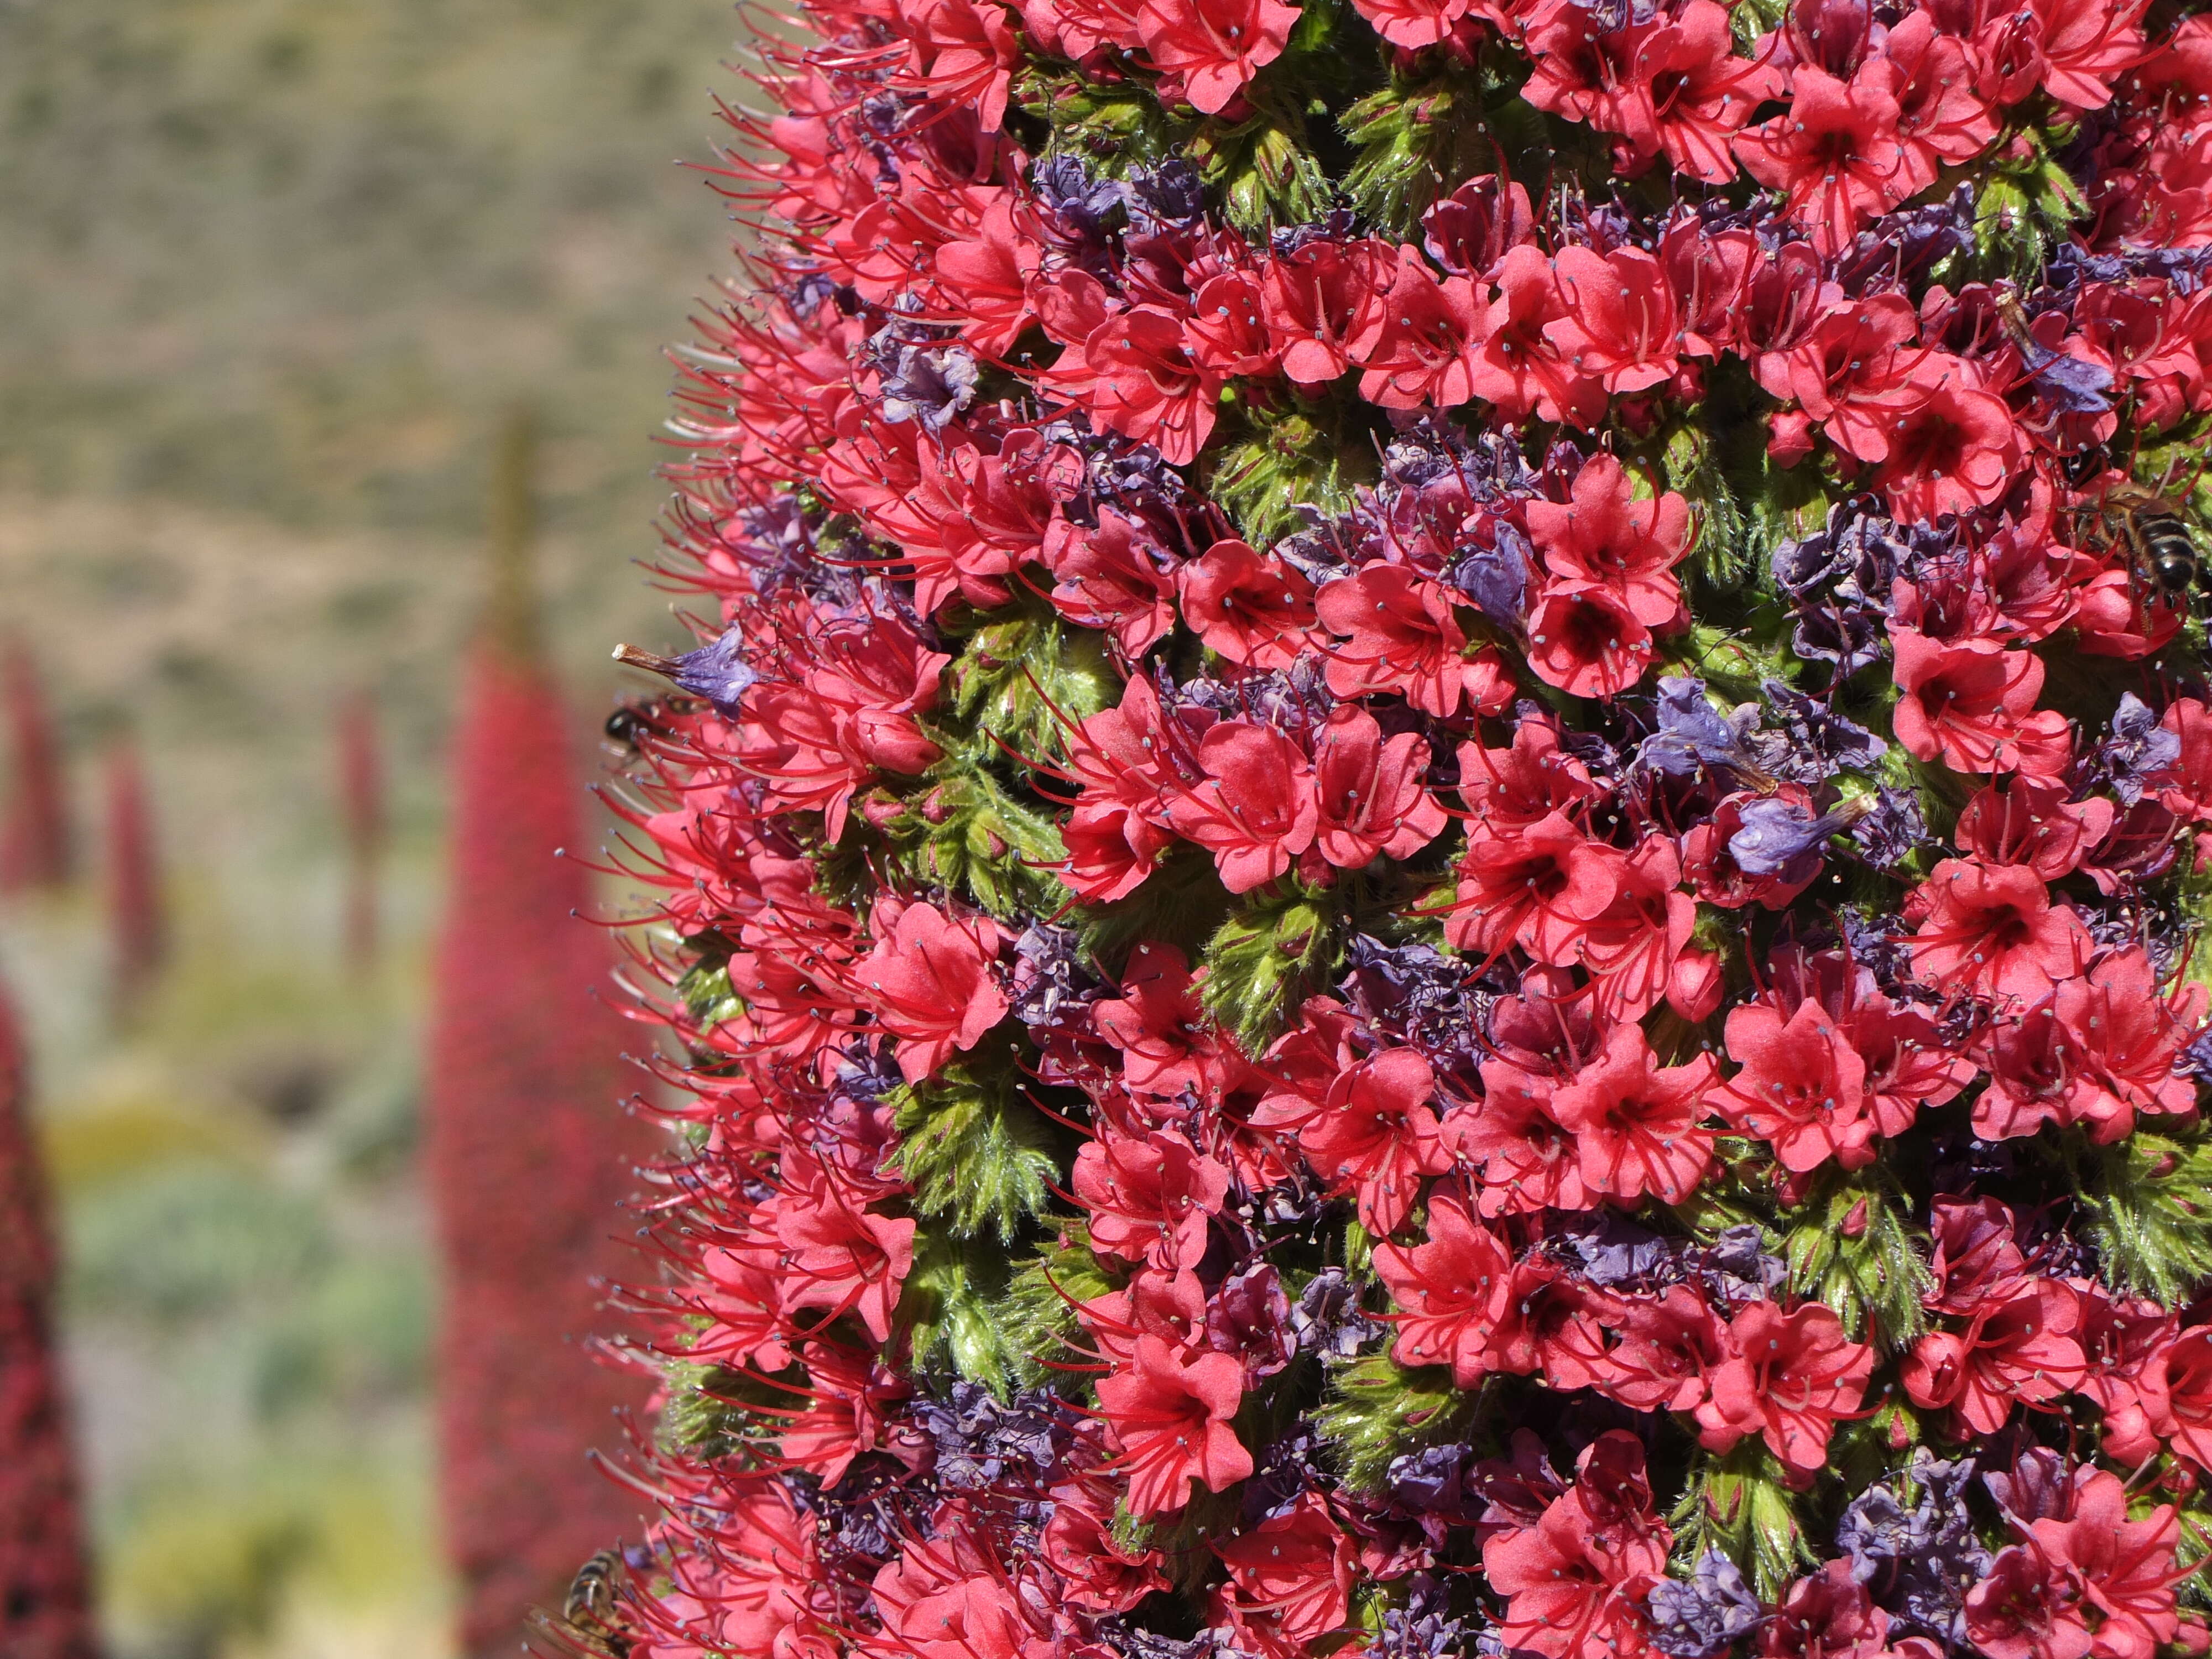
[553,0,2212,1656]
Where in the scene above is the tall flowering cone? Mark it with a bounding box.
[0,979,100,1659]
[553,3,2212,1658]
[102,740,166,1021]
[0,641,70,894]
[336,691,384,973]
[424,409,648,1659]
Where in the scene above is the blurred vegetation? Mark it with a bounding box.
[0,0,739,572]
[0,0,737,1653]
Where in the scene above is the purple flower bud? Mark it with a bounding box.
[1386,1444,1484,1524]
[1031,155,1127,246]
[1243,1423,1328,1521]
[1291,1267,1383,1358]
[912,1383,1063,1491]
[1639,678,1786,780]
[1728,795,1852,880]
[1449,524,1530,625]
[1700,1225,1786,1303]
[1763,681,1886,776]
[1208,1262,1295,1381]
[1828,186,1974,293]
[1646,1551,1762,1658]
[1848,786,1927,869]
[1128,160,1204,226]
[1378,1573,1472,1659]
[2101,693,2182,806]
[1556,1211,1677,1289]
[1841,1455,1989,1641]
[637,626,757,712]
[1269,208,1360,257]
[2029,350,2114,415]
[879,344,978,431]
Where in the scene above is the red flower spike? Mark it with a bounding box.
[425,647,652,1657]
[526,4,2212,1652]
[0,980,98,1659]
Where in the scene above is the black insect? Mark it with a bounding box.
[2104,481,2205,612]
[524,1549,633,1658]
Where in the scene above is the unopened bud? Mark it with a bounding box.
[1841,1198,1870,1238]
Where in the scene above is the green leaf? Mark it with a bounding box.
[888,1065,1061,1243]
[1314,1353,1472,1494]
[1671,1444,1811,1601]
[1654,624,1797,706]
[1663,421,1751,598]
[1199,884,1342,1052]
[675,957,742,1029]
[1337,76,1491,239]
[1210,118,1333,236]
[656,1359,791,1459]
[1205,400,1372,552]
[946,606,1116,766]
[1781,1169,1931,1354]
[2080,1126,2212,1305]
[1025,72,1187,175]
[879,760,1068,920]
[996,1224,1122,1389]
[1073,842,1235,966]
[897,1230,1018,1388]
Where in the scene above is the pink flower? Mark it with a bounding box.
[1051,307,1223,464]
[1901,1278,2085,1434]
[1178,538,1317,669]
[1525,580,1655,700]
[1695,1301,1874,1481]
[1310,706,1445,868]
[1468,245,1607,426]
[1314,564,1470,716]
[1907,858,2091,1006]
[860,899,1010,1082]
[1548,1023,1718,1204]
[1096,1334,1254,1515]
[1709,996,1877,1173]
[1446,811,1625,967]
[1261,237,1392,386]
[1135,0,1298,113]
[1524,451,1692,626]
[1874,368,2028,521]
[1352,246,1487,409]
[1349,0,1473,49]
[1891,630,2072,778]
[1296,1047,1448,1235]
[1734,64,1913,255]
[1545,246,1693,395]
[1045,507,1178,656]
[1375,1187,1515,1385]
[1166,720,1321,893]
[1483,1434,1671,1659]
[1214,1494,1354,1646]
[1073,1126,1231,1270]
